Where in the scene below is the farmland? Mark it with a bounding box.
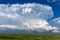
[0,34,60,40]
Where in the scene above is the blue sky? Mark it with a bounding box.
[0,0,60,34]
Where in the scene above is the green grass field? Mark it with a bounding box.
[0,34,60,40]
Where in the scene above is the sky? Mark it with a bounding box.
[0,0,60,34]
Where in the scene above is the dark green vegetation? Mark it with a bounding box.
[0,34,60,40]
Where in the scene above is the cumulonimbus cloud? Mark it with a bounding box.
[0,3,59,33]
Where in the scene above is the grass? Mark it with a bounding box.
[0,34,60,40]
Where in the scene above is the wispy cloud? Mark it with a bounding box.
[49,17,60,29]
[47,0,57,2]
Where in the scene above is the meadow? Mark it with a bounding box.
[0,34,60,40]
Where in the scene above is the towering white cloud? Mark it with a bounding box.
[0,3,59,33]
